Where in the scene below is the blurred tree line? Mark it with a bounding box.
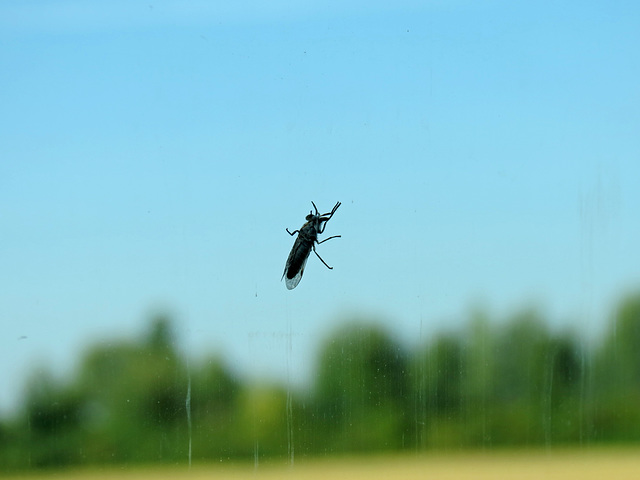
[2,292,640,470]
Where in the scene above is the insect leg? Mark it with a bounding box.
[318,202,342,232]
[316,235,341,245]
[286,228,300,236]
[322,202,342,220]
[312,245,334,270]
[319,201,341,218]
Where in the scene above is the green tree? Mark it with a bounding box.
[73,315,188,463]
[314,321,409,452]
[189,355,241,460]
[591,292,640,441]
[20,367,86,467]
[410,332,465,448]
[460,310,495,447]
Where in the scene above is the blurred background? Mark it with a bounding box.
[2,0,640,472]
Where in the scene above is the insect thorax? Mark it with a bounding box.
[298,222,319,242]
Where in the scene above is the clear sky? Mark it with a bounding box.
[1,1,639,414]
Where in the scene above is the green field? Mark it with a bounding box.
[6,450,640,480]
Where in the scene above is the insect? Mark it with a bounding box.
[282,201,341,290]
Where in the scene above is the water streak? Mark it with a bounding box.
[186,359,192,468]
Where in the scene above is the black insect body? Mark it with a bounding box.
[282,201,341,289]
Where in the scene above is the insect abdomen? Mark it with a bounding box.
[286,239,311,279]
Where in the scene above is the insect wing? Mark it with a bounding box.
[285,252,308,289]
[283,236,312,290]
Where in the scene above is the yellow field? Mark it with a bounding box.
[6,449,640,480]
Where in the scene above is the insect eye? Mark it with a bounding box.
[306,214,313,221]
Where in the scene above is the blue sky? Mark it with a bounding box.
[1,1,639,414]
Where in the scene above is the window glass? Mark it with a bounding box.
[2,1,639,477]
